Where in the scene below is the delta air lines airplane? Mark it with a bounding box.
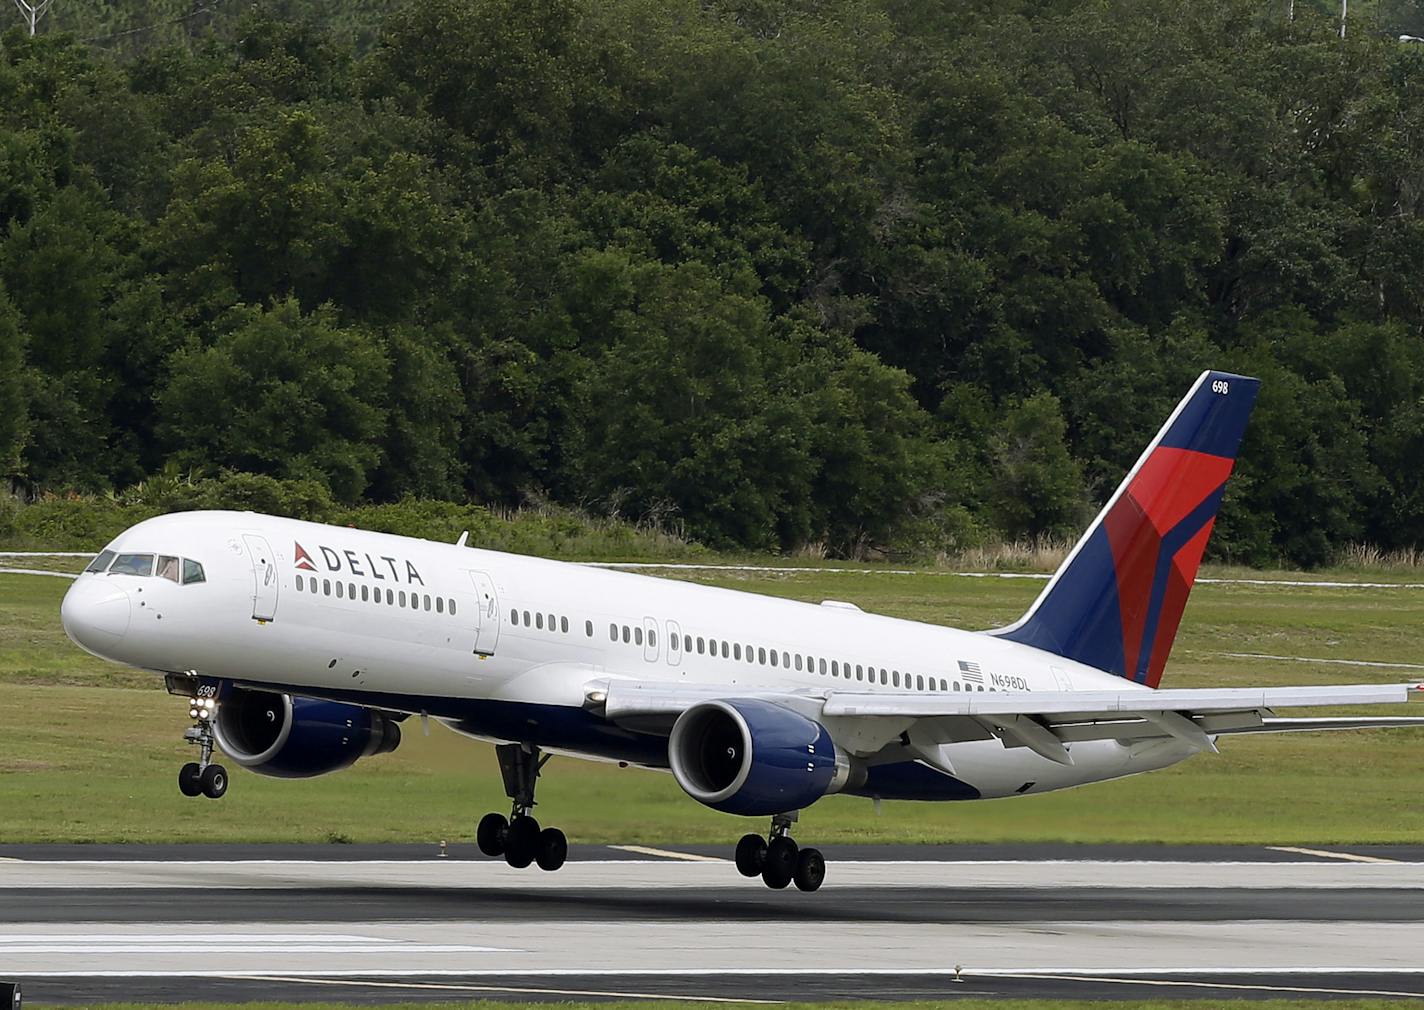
[59,371,1424,891]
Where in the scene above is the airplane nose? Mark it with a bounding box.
[61,577,131,657]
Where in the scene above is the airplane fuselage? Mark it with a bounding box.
[61,510,1196,803]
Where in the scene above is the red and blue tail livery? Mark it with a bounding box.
[992,370,1260,688]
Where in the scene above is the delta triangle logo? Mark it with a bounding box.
[293,542,317,572]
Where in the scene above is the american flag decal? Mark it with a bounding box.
[957,660,984,683]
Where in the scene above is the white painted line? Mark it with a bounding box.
[609,845,729,862]
[0,552,92,557]
[0,567,77,579]
[1266,845,1401,864]
[231,974,783,1003]
[18,967,1424,977]
[0,933,411,943]
[582,562,1424,589]
[1218,651,1424,670]
[0,943,504,953]
[1006,972,1424,999]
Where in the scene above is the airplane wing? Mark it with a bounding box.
[595,679,1424,765]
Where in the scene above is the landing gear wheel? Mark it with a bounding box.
[199,763,228,799]
[735,833,767,876]
[535,827,568,871]
[761,835,797,889]
[794,846,825,892]
[504,815,540,868]
[477,812,508,856]
[178,762,202,797]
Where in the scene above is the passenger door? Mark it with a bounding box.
[242,534,279,622]
[468,571,501,656]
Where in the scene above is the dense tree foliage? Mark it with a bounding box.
[2,0,1424,565]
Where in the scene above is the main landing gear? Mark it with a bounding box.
[734,811,824,892]
[475,743,568,872]
[177,695,228,800]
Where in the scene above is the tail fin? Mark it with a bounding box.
[990,370,1260,687]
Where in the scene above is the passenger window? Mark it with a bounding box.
[547,613,555,630]
[940,678,948,691]
[385,589,394,604]
[399,591,407,607]
[954,681,961,691]
[831,661,839,677]
[635,627,643,646]
[349,583,357,600]
[650,629,657,648]
[610,624,618,640]
[733,643,741,660]
[110,553,154,577]
[436,597,444,614]
[424,595,431,611]
[450,599,457,616]
[684,635,693,653]
[916,675,924,690]
[336,582,345,599]
[524,610,533,626]
[892,671,900,687]
[622,625,631,643]
[586,620,594,637]
[296,575,305,592]
[362,585,370,603]
[794,655,803,671]
[782,651,790,668]
[324,579,332,596]
[85,550,116,574]
[770,650,778,667]
[880,669,888,685]
[536,613,544,630]
[758,647,766,664]
[561,617,568,633]
[819,658,827,675]
[721,641,729,658]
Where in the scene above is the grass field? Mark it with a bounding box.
[48,1000,1424,1010]
[2,560,1423,845]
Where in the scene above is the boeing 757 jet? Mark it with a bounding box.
[60,371,1424,891]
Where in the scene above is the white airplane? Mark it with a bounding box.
[60,370,1424,891]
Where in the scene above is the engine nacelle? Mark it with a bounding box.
[668,698,854,816]
[213,687,401,779]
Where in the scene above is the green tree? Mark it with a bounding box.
[157,299,389,501]
[986,392,1087,540]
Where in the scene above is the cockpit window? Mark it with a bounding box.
[182,559,206,585]
[109,553,155,577]
[85,550,116,574]
[156,555,181,583]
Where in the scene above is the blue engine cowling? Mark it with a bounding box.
[212,687,401,779]
[668,698,845,815]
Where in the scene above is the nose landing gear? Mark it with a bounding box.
[474,743,568,871]
[178,695,228,799]
[735,811,824,892]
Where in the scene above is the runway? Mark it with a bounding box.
[3,845,1423,1003]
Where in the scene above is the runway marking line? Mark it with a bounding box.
[609,845,728,862]
[227,973,782,1003]
[1266,845,1402,864]
[1004,972,1424,999]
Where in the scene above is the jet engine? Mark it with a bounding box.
[212,686,401,779]
[667,698,857,815]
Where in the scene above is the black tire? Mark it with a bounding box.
[199,763,228,799]
[178,762,202,797]
[535,826,568,871]
[504,815,540,869]
[761,835,797,889]
[734,833,767,877]
[1,980,21,1007]
[476,812,508,856]
[794,846,826,892]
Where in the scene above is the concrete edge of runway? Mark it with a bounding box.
[6,841,1424,862]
